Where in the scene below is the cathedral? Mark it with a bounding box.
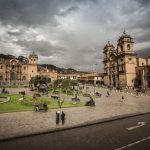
[0,52,57,86]
[103,31,150,89]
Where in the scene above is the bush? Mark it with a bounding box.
[22,100,34,106]
[67,90,74,95]
[62,88,67,93]
[24,85,29,88]
[52,90,59,94]
[20,96,50,106]
[48,87,54,91]
[82,93,91,97]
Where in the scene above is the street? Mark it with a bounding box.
[0,113,150,150]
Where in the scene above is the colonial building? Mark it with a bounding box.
[103,31,150,89]
[0,52,57,86]
[58,73,79,80]
[78,72,104,85]
[37,66,57,81]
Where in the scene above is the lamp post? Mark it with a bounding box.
[9,64,11,88]
[57,83,63,109]
[46,76,49,97]
[93,63,97,95]
[59,83,61,103]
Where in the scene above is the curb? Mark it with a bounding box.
[1,111,150,142]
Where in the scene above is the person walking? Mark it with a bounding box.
[107,91,110,97]
[56,111,60,125]
[61,111,66,125]
[119,96,125,103]
[122,96,124,100]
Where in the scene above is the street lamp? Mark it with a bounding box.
[9,64,12,88]
[93,63,97,95]
[57,83,64,109]
[46,76,49,97]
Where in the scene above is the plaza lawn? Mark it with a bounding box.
[0,94,85,113]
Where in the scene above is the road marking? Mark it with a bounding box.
[127,122,147,130]
[115,136,150,150]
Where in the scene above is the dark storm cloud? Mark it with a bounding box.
[14,40,65,57]
[58,6,80,17]
[0,0,61,26]
[7,30,24,36]
[120,0,150,44]
[134,28,150,43]
[0,0,150,71]
[135,0,150,6]
[0,0,97,26]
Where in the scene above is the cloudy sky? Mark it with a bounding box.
[0,0,150,71]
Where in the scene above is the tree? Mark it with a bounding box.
[53,79,62,88]
[29,75,51,88]
[62,79,70,89]
[70,80,78,88]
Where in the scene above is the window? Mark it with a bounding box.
[127,44,130,50]
[119,65,124,71]
[121,45,123,51]
[22,76,26,80]
[0,75,3,80]
[32,70,34,72]
[12,65,15,69]
[0,65,3,69]
[128,58,132,60]
[120,58,123,62]
[24,67,26,70]
[142,63,144,66]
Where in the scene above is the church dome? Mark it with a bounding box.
[29,51,38,58]
[104,41,115,49]
[118,30,134,43]
[120,30,132,39]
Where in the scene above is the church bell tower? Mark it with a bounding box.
[116,30,137,88]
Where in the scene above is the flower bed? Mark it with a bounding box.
[0,97,10,104]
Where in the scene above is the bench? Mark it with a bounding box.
[19,91,26,95]
[34,103,48,112]
[1,88,9,94]
[72,97,80,102]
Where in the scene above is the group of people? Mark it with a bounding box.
[106,89,125,102]
[1,87,9,94]
[56,111,66,125]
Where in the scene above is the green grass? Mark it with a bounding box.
[0,94,85,113]
[0,85,29,88]
[48,100,84,109]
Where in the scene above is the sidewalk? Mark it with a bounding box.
[0,87,150,140]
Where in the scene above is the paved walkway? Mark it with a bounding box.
[0,87,150,140]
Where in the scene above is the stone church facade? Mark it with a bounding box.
[103,31,150,89]
[0,52,57,86]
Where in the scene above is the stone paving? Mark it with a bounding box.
[0,87,150,140]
